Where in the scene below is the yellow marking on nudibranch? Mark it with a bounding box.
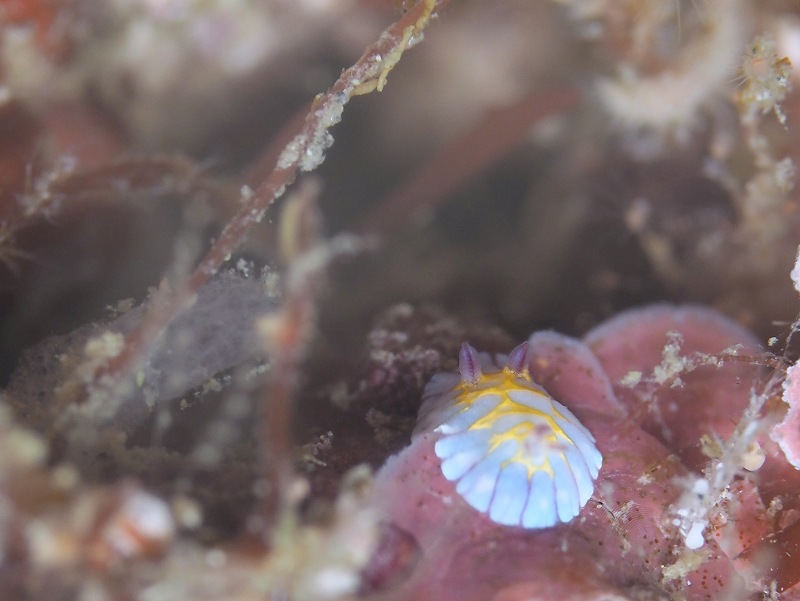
[420,342,603,529]
[451,367,576,480]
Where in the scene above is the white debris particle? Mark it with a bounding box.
[234,258,253,277]
[329,381,354,411]
[202,377,223,393]
[172,496,203,530]
[692,477,710,496]
[652,332,688,387]
[125,493,174,538]
[300,131,334,172]
[111,297,136,313]
[738,34,793,125]
[792,243,800,293]
[316,102,344,129]
[620,370,643,387]
[51,465,80,490]
[84,331,125,360]
[309,567,359,598]
[774,156,795,191]
[683,520,707,550]
[407,31,425,48]
[700,434,723,459]
[277,134,305,170]
[369,348,397,366]
[107,492,175,558]
[4,427,47,468]
[205,548,227,568]
[661,547,711,582]
[741,441,766,471]
[276,92,350,173]
[672,476,711,549]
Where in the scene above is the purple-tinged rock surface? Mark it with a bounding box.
[366,305,800,600]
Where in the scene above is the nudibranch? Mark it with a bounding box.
[414,342,603,528]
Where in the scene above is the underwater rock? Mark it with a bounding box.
[368,304,800,600]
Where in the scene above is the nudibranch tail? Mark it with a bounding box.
[419,342,603,529]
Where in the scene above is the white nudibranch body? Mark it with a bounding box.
[415,342,602,528]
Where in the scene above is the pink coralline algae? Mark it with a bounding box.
[774,362,800,470]
[367,305,800,601]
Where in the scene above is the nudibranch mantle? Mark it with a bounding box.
[415,342,602,529]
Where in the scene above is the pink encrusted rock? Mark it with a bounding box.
[366,304,798,600]
[773,362,800,470]
[527,330,626,420]
[584,304,763,471]
[370,424,689,601]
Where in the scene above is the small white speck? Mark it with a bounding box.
[684,521,706,549]
[205,549,227,568]
[620,370,642,387]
